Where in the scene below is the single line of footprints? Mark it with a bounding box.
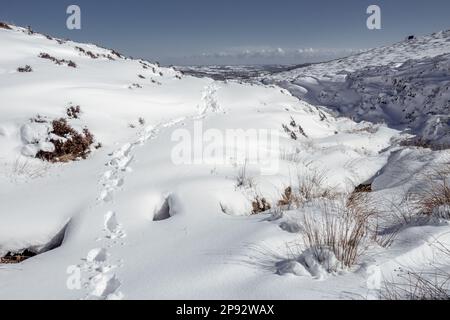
[79,119,188,299]
[81,127,154,300]
[77,88,218,299]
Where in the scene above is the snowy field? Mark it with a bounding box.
[0,23,449,300]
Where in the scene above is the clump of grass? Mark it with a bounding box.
[282,116,308,140]
[300,194,375,269]
[381,235,450,300]
[277,186,300,209]
[276,167,336,210]
[235,160,254,189]
[382,269,450,300]
[415,166,450,219]
[252,196,271,214]
[10,156,50,180]
[297,168,335,202]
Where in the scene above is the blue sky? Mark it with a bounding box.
[1,0,449,65]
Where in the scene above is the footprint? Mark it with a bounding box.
[110,155,133,171]
[112,143,132,158]
[104,211,126,239]
[89,273,122,300]
[103,178,124,189]
[104,211,119,233]
[86,248,109,264]
[98,188,114,202]
[103,170,114,180]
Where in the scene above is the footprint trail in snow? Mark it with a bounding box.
[79,119,191,300]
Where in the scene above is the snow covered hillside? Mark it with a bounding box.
[265,31,450,146]
[1,23,449,300]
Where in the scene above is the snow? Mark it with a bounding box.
[0,24,449,300]
[265,31,450,145]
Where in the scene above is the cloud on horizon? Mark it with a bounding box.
[163,47,368,66]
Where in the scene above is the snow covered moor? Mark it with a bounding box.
[0,22,449,300]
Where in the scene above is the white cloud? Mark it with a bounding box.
[169,46,367,65]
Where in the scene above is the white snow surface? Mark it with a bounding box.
[266,31,450,145]
[0,24,449,300]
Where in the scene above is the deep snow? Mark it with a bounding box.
[265,31,450,145]
[0,24,449,300]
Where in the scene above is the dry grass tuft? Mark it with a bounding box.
[277,186,300,209]
[413,164,450,219]
[300,193,375,268]
[382,269,450,300]
[10,157,50,179]
[252,196,271,214]
[235,160,254,189]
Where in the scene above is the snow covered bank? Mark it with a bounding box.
[1,23,449,300]
[265,31,450,146]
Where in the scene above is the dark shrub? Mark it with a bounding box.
[36,118,95,162]
[39,53,77,68]
[0,22,12,30]
[66,105,81,119]
[0,250,36,264]
[252,196,271,214]
[17,65,33,72]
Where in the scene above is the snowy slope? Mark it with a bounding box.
[269,30,450,81]
[265,31,450,145]
[1,24,449,300]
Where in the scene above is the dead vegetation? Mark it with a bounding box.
[252,196,271,214]
[382,237,450,300]
[0,21,12,30]
[75,46,115,60]
[277,186,299,209]
[282,116,308,140]
[0,250,36,264]
[129,83,142,89]
[38,53,77,68]
[36,118,94,162]
[66,105,81,119]
[413,165,450,219]
[10,156,50,180]
[400,137,450,151]
[17,65,32,73]
[348,183,372,204]
[382,269,450,300]
[235,160,254,189]
[110,49,122,58]
[27,106,97,163]
[278,168,336,210]
[300,193,376,269]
